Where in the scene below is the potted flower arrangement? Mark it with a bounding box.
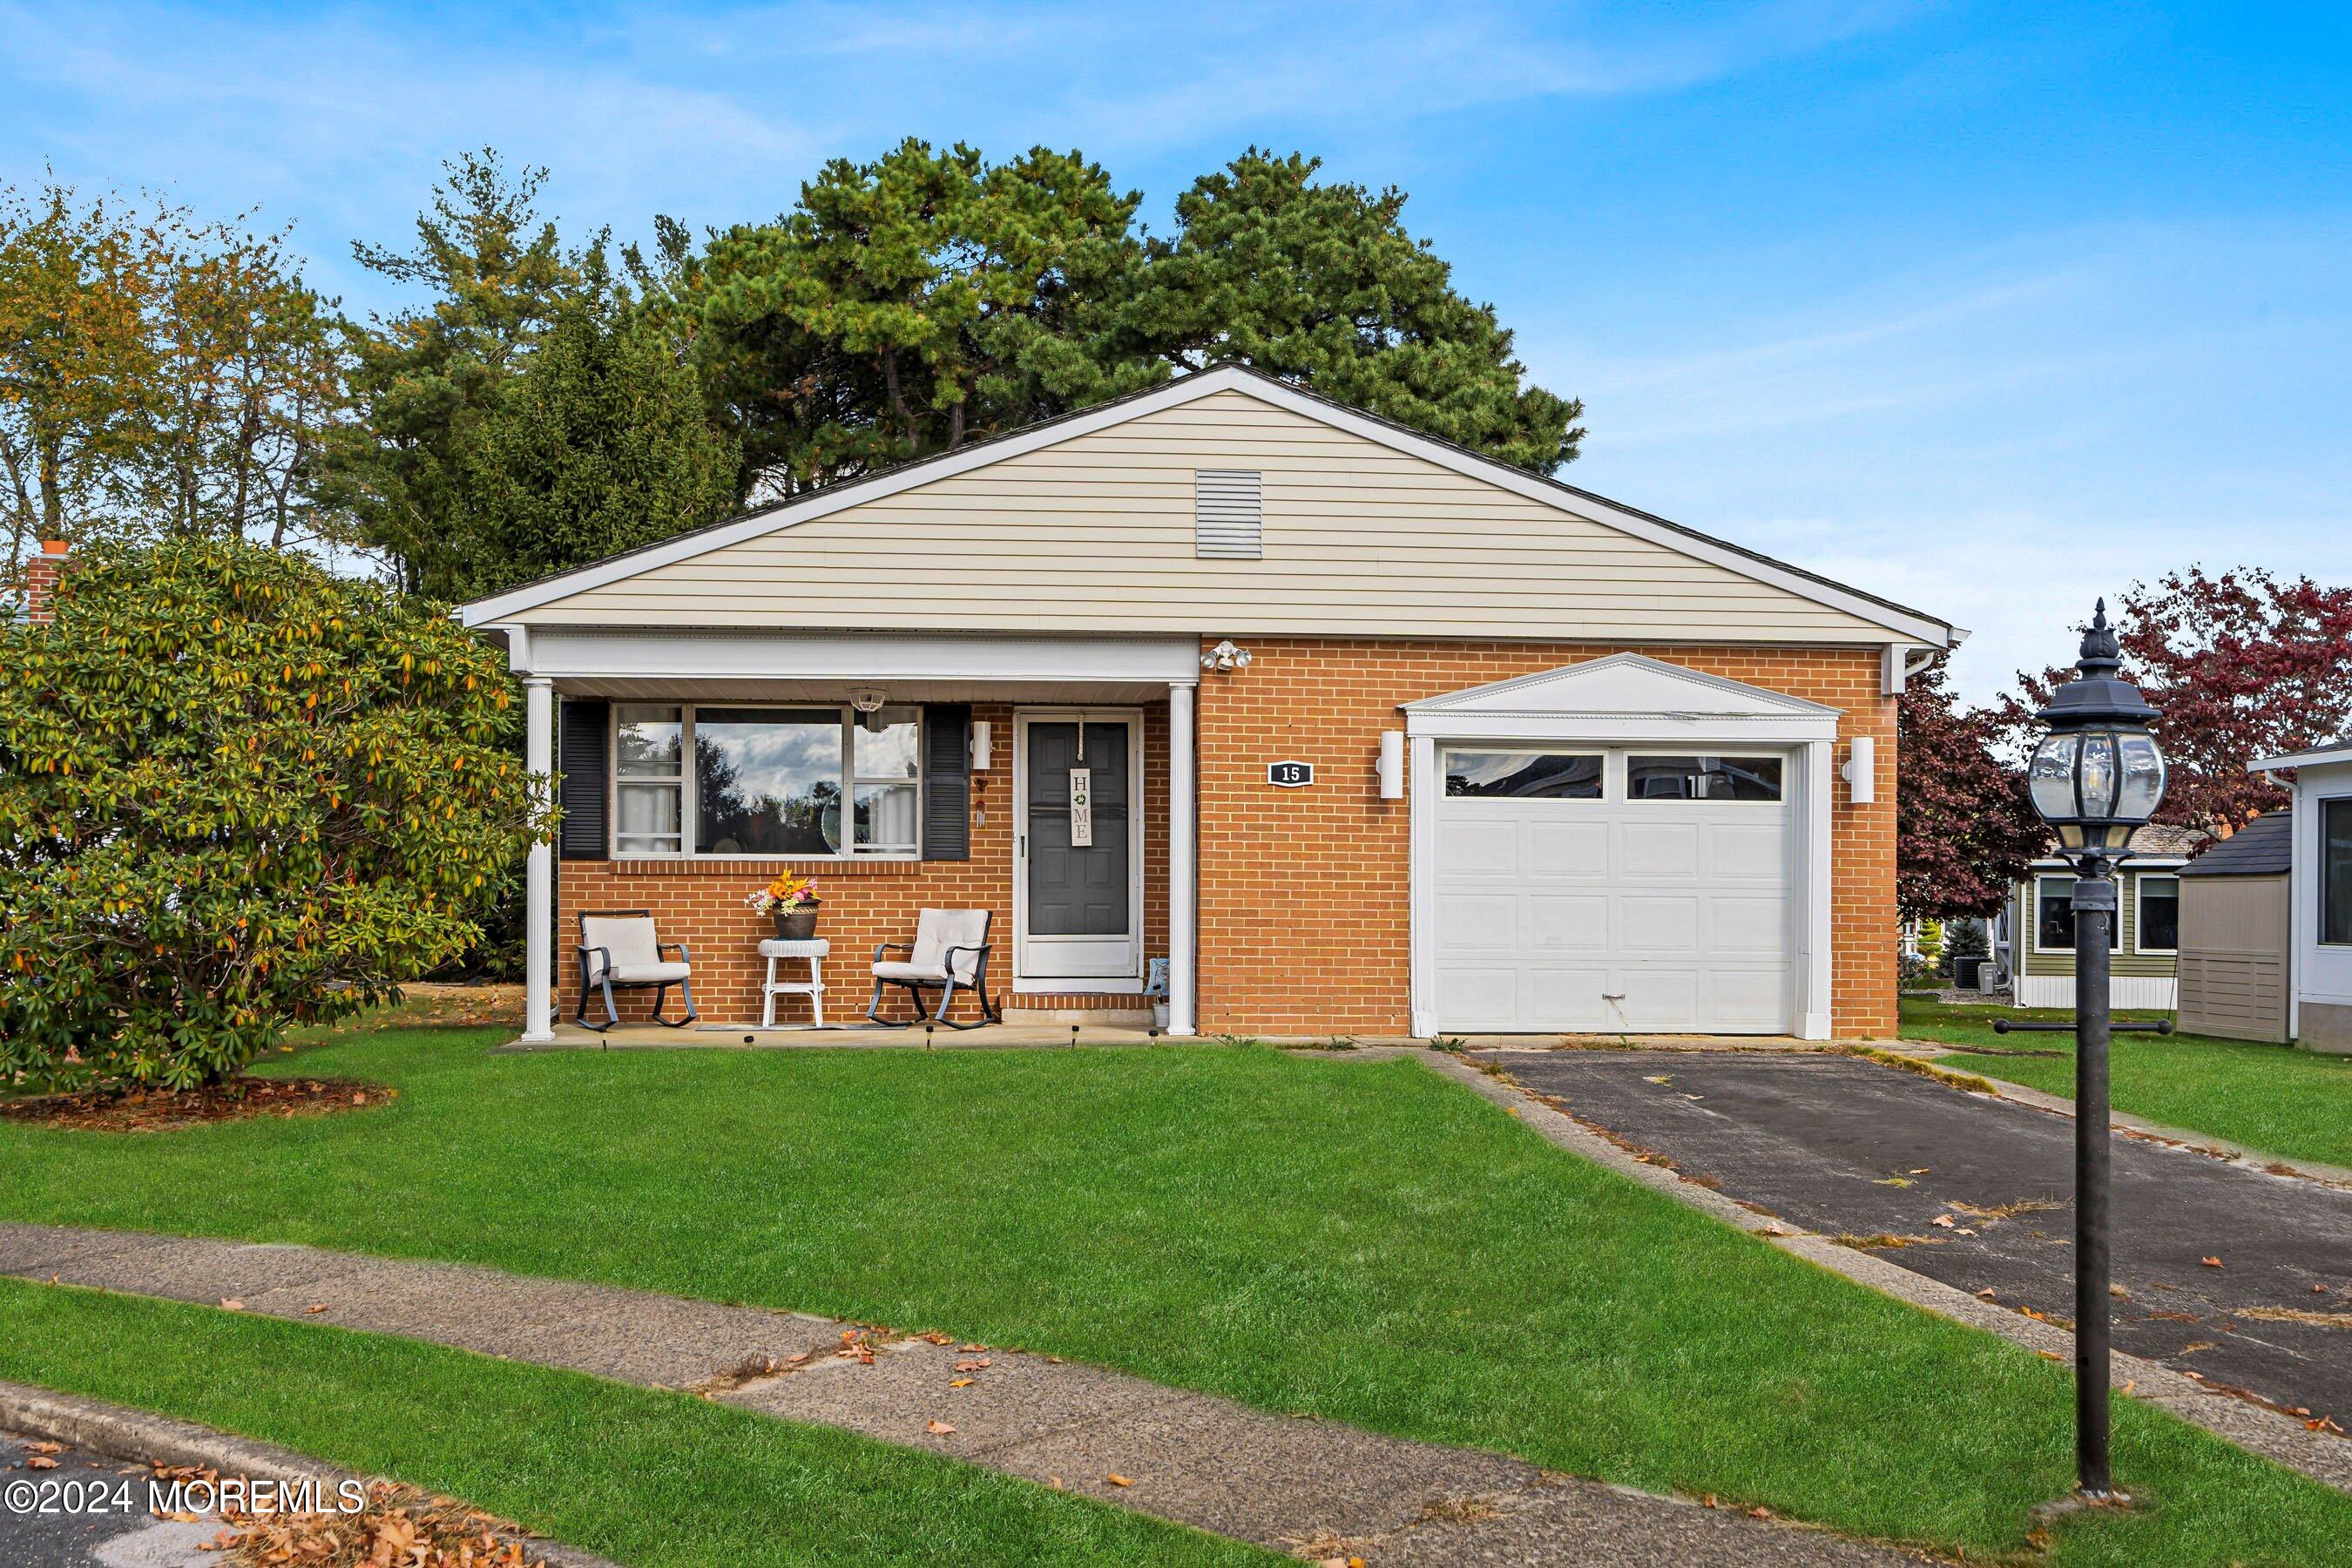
[747,872,821,940]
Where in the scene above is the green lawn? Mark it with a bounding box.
[3,1024,2348,1565]
[0,1281,1261,1568]
[1905,995,2352,1168]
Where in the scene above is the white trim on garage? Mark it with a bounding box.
[1403,655,1841,1040]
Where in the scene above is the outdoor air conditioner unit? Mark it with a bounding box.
[1977,964,2004,996]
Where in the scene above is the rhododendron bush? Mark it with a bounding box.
[0,538,550,1090]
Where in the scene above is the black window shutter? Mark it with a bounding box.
[922,705,971,861]
[558,699,610,861]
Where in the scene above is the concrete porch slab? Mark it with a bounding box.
[500,1021,1173,1051]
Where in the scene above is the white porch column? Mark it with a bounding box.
[522,676,557,1043]
[1168,680,1198,1035]
[1799,737,1835,1041]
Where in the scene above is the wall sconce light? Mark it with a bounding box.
[1377,730,1405,800]
[970,720,992,770]
[1840,734,1876,804]
[1201,639,1253,672]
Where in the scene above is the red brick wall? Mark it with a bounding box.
[558,700,1171,1024]
[22,540,66,625]
[1191,638,1897,1039]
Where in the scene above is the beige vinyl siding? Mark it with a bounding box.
[2176,874,2290,1042]
[2015,869,2180,979]
[516,390,1909,641]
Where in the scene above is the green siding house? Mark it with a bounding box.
[1997,826,2201,1010]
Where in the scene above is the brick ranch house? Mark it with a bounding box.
[456,367,1960,1041]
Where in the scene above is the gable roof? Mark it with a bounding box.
[456,365,1957,647]
[2180,810,2292,876]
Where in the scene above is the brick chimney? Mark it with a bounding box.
[23,539,67,625]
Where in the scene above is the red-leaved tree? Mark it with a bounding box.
[1898,653,2044,918]
[2008,569,2352,834]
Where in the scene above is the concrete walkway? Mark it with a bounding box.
[0,1222,1931,1566]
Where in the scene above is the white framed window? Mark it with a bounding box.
[612,704,923,860]
[612,704,685,856]
[2325,798,2352,946]
[2033,874,2119,953]
[1441,749,1604,799]
[2134,874,2180,954]
[1624,753,1785,802]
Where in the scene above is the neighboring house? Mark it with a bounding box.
[455,367,1959,1042]
[2000,825,2200,1010]
[2176,810,2293,1043]
[2245,740,2352,1055]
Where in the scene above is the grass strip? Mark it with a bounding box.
[0,1279,1265,1568]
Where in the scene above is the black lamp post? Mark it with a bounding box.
[1998,599,2168,1502]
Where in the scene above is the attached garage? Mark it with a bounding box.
[1406,655,1842,1038]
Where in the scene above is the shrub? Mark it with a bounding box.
[0,539,551,1091]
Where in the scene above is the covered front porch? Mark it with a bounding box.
[498,627,1202,1040]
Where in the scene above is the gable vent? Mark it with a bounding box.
[1194,470,1262,558]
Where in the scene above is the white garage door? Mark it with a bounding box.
[1432,748,1793,1033]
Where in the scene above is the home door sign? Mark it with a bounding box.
[1267,760,1314,788]
[1068,766,1093,847]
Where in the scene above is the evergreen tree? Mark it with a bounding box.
[1112,150,1582,472]
[329,150,583,594]
[679,139,1156,500]
[449,289,739,599]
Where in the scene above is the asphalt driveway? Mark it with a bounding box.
[1486,1050,2352,1433]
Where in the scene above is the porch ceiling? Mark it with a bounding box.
[551,676,1175,704]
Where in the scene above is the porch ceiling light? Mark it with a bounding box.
[851,689,889,730]
[2024,600,2166,855]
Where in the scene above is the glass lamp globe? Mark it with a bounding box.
[2027,601,2166,854]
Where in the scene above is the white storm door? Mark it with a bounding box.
[1014,711,1146,985]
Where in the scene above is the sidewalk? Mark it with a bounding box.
[0,1221,1930,1566]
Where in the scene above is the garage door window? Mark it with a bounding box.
[1626,754,1783,802]
[1443,750,1603,799]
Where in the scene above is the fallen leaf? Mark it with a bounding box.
[2038,1350,2064,1362]
[784,1351,814,1365]
[925,1420,956,1435]
[219,1298,244,1311]
[1956,1227,1977,1236]
[1045,1355,1066,1365]
[302,1303,328,1315]
[1505,1105,1520,1117]
[1930,1214,1957,1229]
[949,1378,975,1389]
[1747,1505,1774,1519]
[955,1357,991,1372]
[26,1456,57,1470]
[924,1331,954,1344]
[2202,1256,2224,1268]
[1874,1176,1914,1187]
[1976,1287,1999,1299]
[2316,1284,2330,1294]
[1909,1166,1930,1174]
[2308,1416,2347,1435]
[1106,1474,1134,1487]
[25,1443,60,1455]
[1048,1476,1064,1490]
[960,1344,985,1353]
[1643,1074,1673,1085]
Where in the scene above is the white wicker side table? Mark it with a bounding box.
[758,938,830,1028]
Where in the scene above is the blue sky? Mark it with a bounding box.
[5,2,2346,702]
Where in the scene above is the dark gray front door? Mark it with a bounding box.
[1021,718,1137,979]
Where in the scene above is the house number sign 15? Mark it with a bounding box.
[1267,760,1314,788]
